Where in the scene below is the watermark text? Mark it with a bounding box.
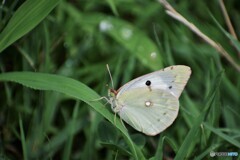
[210,151,238,157]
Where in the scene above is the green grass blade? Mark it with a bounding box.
[63,3,163,70]
[0,72,145,160]
[194,143,221,160]
[174,70,224,160]
[104,17,162,70]
[203,123,240,148]
[106,0,119,16]
[0,0,60,53]
[62,102,80,160]
[209,12,240,53]
[174,113,205,160]
[36,118,85,158]
[154,135,178,160]
[19,114,28,160]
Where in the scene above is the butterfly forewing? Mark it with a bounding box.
[117,87,179,136]
[117,65,191,99]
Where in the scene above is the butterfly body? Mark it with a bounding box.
[109,65,191,136]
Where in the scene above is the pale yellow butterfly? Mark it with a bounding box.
[107,65,191,136]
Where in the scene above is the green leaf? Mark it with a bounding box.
[131,134,146,149]
[100,142,132,156]
[103,17,162,70]
[98,120,119,143]
[174,70,224,160]
[0,0,60,53]
[38,117,86,158]
[0,72,145,160]
[154,135,178,160]
[63,3,163,70]
[19,114,27,159]
[174,113,205,160]
[209,11,240,53]
[203,123,240,148]
[106,0,119,16]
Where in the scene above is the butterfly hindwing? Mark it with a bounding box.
[117,87,179,136]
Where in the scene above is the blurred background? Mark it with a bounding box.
[0,0,239,159]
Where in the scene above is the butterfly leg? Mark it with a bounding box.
[91,96,111,104]
[114,113,127,131]
[120,117,127,130]
[114,112,117,125]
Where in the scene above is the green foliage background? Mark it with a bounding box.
[0,0,239,159]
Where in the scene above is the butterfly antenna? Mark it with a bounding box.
[106,64,114,89]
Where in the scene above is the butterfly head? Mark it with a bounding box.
[108,89,121,113]
[109,88,118,97]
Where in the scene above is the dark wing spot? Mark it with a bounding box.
[163,112,167,115]
[169,86,172,89]
[145,80,151,86]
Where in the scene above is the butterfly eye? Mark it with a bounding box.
[145,80,151,86]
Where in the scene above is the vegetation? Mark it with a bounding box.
[0,0,239,159]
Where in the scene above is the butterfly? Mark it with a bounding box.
[107,65,191,136]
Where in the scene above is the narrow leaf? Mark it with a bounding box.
[0,0,60,53]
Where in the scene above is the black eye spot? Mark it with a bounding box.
[145,80,151,86]
[169,86,172,89]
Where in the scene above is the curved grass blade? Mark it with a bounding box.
[174,70,224,160]
[210,12,240,53]
[0,0,60,53]
[0,72,145,160]
[203,123,240,148]
[63,3,163,70]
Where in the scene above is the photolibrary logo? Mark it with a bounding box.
[210,151,238,157]
[210,151,215,157]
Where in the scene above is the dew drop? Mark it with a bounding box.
[99,20,113,32]
[121,28,132,39]
[150,52,157,59]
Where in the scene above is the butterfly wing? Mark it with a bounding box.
[117,65,191,99]
[116,87,179,136]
